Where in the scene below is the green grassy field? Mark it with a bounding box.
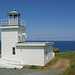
[0,48,1,54]
[58,52,75,75]
[43,51,75,75]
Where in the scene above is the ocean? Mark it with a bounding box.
[0,41,75,52]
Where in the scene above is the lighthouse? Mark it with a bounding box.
[0,9,54,69]
[0,9,26,63]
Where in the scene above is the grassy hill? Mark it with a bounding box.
[53,47,59,52]
[59,52,75,75]
[43,51,75,75]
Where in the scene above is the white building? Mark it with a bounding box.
[0,9,54,69]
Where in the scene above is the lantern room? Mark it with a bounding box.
[8,9,20,25]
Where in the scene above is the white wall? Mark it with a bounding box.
[16,46,44,66]
[1,28,26,61]
[44,45,54,65]
[1,29,18,59]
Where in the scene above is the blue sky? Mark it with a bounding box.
[0,0,75,41]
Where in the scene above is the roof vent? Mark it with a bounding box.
[13,9,15,11]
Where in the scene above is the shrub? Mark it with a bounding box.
[29,65,38,69]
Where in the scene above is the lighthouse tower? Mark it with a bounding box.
[0,9,26,60]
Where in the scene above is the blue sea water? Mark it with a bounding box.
[53,41,75,52]
[26,41,75,52]
[0,40,75,52]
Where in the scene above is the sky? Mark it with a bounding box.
[0,0,75,41]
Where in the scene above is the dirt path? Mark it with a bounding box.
[48,59,70,71]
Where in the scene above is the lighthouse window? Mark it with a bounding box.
[15,15,17,19]
[9,16,13,19]
[12,47,15,55]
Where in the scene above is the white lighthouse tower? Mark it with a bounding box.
[0,9,54,69]
[0,9,26,66]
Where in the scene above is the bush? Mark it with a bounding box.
[29,65,38,69]
[53,47,59,53]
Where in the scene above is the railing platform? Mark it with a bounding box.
[1,19,26,27]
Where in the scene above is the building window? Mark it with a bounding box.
[12,47,15,55]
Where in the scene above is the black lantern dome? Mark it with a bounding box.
[8,9,20,19]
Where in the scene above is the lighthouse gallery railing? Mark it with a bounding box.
[1,19,26,27]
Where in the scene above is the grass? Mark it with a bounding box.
[58,52,75,75]
[53,47,59,53]
[0,48,1,54]
[53,47,59,51]
[42,51,75,75]
[29,65,38,69]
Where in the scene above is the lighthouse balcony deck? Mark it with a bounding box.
[0,19,26,27]
[0,25,26,29]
